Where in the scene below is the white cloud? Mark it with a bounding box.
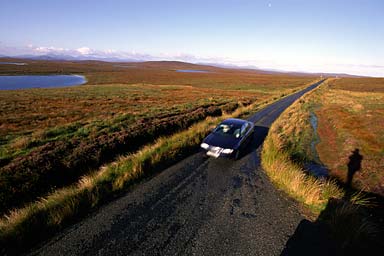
[34,46,66,53]
[76,47,92,55]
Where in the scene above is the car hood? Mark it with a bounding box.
[203,133,240,149]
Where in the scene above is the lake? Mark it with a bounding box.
[0,62,27,66]
[0,75,87,90]
[176,69,210,73]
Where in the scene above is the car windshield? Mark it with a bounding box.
[213,123,242,138]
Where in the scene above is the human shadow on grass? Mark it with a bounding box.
[344,148,363,200]
[347,148,363,187]
[281,149,384,256]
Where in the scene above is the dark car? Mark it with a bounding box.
[200,118,255,159]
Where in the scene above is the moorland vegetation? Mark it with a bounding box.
[0,58,317,254]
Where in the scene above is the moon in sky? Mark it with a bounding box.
[268,3,272,7]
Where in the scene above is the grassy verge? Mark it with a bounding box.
[0,81,310,255]
[261,80,344,213]
[261,79,383,252]
[262,77,384,207]
[0,103,224,214]
[262,129,344,213]
[261,79,380,212]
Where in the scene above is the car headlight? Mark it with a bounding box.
[222,148,233,154]
[201,143,209,149]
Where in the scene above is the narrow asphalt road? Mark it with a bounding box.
[32,80,324,256]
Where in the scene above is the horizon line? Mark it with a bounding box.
[0,45,383,78]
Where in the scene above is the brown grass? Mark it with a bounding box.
[0,59,315,215]
[0,59,314,142]
[0,83,256,139]
[0,58,314,91]
[316,78,384,196]
[329,77,384,92]
[262,77,384,211]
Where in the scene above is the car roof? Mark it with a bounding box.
[221,118,249,126]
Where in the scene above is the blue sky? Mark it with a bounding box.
[1,0,383,76]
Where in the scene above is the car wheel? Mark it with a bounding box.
[235,149,241,160]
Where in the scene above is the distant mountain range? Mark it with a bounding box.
[0,54,363,78]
